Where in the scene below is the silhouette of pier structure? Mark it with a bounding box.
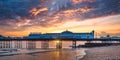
[0,30,120,49]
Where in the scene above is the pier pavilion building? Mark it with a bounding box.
[24,30,94,39]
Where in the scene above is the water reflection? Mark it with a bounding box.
[0,49,82,60]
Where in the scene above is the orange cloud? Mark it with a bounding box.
[72,0,83,4]
[72,0,95,4]
[30,7,48,16]
[63,7,94,14]
[52,7,95,19]
[79,7,95,13]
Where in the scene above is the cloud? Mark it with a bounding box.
[0,0,120,36]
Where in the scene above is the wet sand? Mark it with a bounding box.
[81,45,120,60]
[0,48,86,60]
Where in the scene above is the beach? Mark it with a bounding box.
[0,48,85,60]
[0,45,120,60]
[81,45,120,60]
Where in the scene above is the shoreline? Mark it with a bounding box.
[75,49,87,60]
[0,49,55,56]
[80,45,120,60]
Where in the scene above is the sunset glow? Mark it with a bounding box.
[0,0,120,37]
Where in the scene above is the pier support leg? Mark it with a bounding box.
[56,40,62,49]
[87,41,92,43]
[27,41,36,49]
[41,41,49,49]
[0,41,2,48]
[72,41,77,48]
[14,41,22,49]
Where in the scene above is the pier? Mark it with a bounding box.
[0,30,120,49]
[0,38,120,49]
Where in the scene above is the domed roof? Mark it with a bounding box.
[61,30,73,34]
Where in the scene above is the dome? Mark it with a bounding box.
[61,30,73,34]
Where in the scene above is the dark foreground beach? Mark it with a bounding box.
[0,48,85,60]
[0,45,120,60]
[81,45,120,60]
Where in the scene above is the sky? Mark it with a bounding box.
[0,0,120,37]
